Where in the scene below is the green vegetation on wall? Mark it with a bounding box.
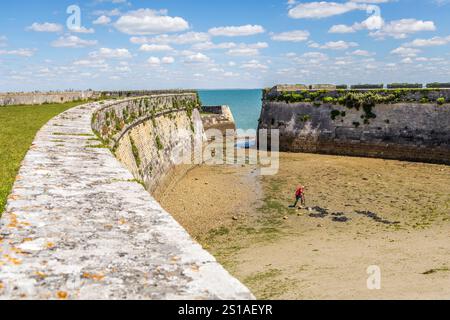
[129,136,141,168]
[272,89,449,106]
[437,97,446,105]
[93,94,200,148]
[155,136,164,151]
[271,89,449,125]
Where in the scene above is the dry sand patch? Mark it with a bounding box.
[159,152,450,299]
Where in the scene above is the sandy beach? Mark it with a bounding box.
[158,152,450,300]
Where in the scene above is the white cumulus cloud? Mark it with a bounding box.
[93,15,112,25]
[289,1,367,19]
[184,52,211,64]
[351,49,374,57]
[226,42,268,56]
[130,32,210,45]
[391,46,421,57]
[0,48,36,57]
[370,19,436,39]
[404,35,450,47]
[27,22,63,33]
[309,40,358,50]
[271,30,310,42]
[329,24,356,33]
[51,35,98,48]
[329,16,434,40]
[73,59,108,69]
[162,56,175,64]
[70,26,95,34]
[139,44,174,52]
[115,9,189,35]
[241,59,268,70]
[148,56,161,66]
[329,10,385,34]
[191,42,237,50]
[208,25,265,37]
[89,48,132,59]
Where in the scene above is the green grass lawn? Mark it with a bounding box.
[0,102,86,214]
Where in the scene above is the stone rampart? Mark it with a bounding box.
[92,93,205,196]
[258,86,450,164]
[201,105,236,138]
[0,91,99,106]
[0,90,197,106]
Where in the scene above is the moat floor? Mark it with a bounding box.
[159,152,450,300]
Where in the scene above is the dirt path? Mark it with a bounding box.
[158,152,450,300]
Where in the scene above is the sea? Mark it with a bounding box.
[198,89,262,131]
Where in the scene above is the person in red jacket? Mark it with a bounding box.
[289,185,306,208]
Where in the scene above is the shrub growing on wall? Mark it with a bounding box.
[129,136,141,168]
[322,96,336,104]
[437,97,446,105]
[155,136,164,151]
[271,88,449,105]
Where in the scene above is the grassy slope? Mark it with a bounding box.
[0,102,85,214]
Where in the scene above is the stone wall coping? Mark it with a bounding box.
[0,99,254,300]
[94,93,197,115]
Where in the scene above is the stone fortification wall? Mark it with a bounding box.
[258,86,450,164]
[0,90,197,106]
[0,91,99,106]
[92,93,205,195]
[201,105,236,138]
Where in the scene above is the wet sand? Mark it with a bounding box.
[158,152,450,300]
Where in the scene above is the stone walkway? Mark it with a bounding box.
[0,101,254,300]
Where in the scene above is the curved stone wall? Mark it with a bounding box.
[0,97,253,300]
[92,94,205,195]
[0,90,196,106]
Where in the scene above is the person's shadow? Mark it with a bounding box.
[309,206,329,218]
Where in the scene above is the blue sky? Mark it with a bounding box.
[0,0,449,91]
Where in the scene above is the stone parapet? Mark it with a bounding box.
[0,98,254,300]
[0,91,99,106]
